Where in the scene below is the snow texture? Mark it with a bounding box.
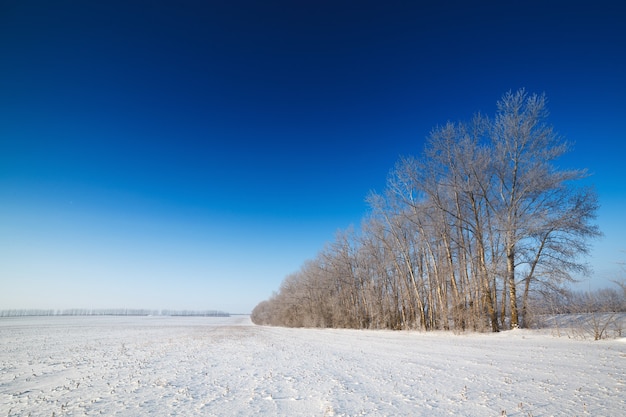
[1,315,624,416]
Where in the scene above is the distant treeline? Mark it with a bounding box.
[0,309,230,317]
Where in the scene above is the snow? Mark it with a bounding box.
[1,316,624,416]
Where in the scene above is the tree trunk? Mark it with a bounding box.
[507,244,519,328]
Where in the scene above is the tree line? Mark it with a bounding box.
[252,90,604,332]
[0,309,230,317]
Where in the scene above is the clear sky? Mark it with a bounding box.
[1,1,624,313]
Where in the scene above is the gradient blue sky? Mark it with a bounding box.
[1,1,624,313]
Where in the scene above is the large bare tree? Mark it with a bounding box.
[489,90,600,328]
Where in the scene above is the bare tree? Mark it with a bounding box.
[489,90,601,328]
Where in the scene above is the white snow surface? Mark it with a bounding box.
[1,316,624,416]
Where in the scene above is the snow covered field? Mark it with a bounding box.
[1,316,624,416]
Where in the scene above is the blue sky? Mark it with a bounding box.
[1,1,625,313]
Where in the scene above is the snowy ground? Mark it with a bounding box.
[1,316,624,416]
